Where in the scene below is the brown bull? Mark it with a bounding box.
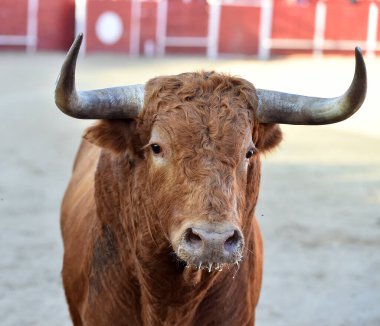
[55,34,366,325]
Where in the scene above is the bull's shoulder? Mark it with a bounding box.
[61,140,99,235]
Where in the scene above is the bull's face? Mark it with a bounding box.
[55,34,366,272]
[83,72,283,272]
[84,73,283,272]
[140,72,263,270]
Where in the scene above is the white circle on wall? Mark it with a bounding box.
[95,11,123,45]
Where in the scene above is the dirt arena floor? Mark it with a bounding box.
[0,50,379,325]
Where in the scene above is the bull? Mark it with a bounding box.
[55,34,366,325]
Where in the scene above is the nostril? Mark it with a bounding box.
[184,228,203,249]
[224,230,241,252]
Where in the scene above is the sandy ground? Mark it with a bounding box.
[0,50,379,326]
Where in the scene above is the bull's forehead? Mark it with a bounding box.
[157,102,249,134]
[144,71,256,122]
[143,71,256,156]
[151,104,252,159]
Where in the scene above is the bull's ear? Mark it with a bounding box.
[256,123,283,153]
[84,120,141,156]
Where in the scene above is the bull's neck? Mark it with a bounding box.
[134,246,256,325]
[93,151,260,324]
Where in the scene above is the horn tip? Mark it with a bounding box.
[354,46,366,72]
[73,33,83,49]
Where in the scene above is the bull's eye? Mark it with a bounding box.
[150,144,162,154]
[245,149,255,159]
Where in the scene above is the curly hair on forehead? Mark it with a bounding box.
[139,71,258,140]
[145,71,257,107]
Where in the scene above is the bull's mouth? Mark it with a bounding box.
[184,261,239,273]
[172,253,243,276]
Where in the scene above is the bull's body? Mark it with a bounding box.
[56,35,366,326]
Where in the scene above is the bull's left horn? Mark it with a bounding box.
[55,33,145,119]
[256,47,367,125]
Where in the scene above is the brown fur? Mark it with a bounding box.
[61,72,282,325]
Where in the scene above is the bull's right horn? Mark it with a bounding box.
[256,47,367,125]
[55,33,145,119]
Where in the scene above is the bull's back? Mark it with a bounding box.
[61,140,100,323]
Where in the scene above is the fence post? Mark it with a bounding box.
[258,0,273,60]
[26,0,39,52]
[367,2,378,58]
[313,0,326,57]
[207,0,221,59]
[156,0,168,56]
[130,0,141,56]
[75,0,87,55]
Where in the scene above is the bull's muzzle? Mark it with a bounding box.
[177,224,244,271]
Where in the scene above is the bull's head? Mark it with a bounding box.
[55,34,366,273]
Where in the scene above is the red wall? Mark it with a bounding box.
[0,0,28,36]
[325,1,370,41]
[271,1,317,55]
[37,0,75,50]
[167,0,208,38]
[166,0,208,55]
[139,1,157,55]
[0,0,74,50]
[219,5,261,55]
[86,0,131,53]
[1,0,380,55]
[272,2,316,40]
